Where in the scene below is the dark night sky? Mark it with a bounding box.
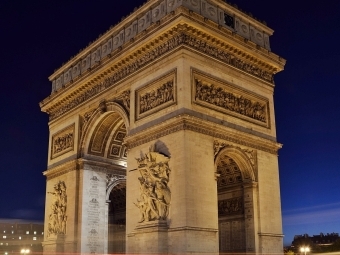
[0,0,339,246]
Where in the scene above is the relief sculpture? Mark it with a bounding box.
[51,124,75,159]
[53,133,73,154]
[47,181,67,236]
[218,197,243,216]
[49,31,273,121]
[139,81,174,114]
[195,79,267,123]
[114,90,131,112]
[134,147,171,222]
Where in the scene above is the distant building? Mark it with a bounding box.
[0,220,43,255]
[292,233,340,249]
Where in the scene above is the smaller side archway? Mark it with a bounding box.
[106,177,127,254]
[215,146,258,254]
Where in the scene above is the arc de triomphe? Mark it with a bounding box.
[40,0,286,254]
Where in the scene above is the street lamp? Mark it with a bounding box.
[20,249,30,255]
[300,246,310,255]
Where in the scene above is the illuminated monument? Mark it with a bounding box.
[40,0,286,254]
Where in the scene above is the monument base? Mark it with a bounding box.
[127,220,168,254]
[42,234,65,254]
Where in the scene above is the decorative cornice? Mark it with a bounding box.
[43,160,77,180]
[43,25,278,121]
[124,115,281,155]
[258,232,284,238]
[168,226,218,233]
[78,158,126,175]
[48,0,278,82]
[43,158,126,180]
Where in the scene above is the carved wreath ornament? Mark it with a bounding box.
[134,149,171,223]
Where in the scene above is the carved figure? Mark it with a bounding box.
[134,148,171,222]
[47,181,67,236]
[50,32,273,120]
[53,133,73,154]
[139,81,174,114]
[195,79,267,123]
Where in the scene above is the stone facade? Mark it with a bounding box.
[40,0,285,254]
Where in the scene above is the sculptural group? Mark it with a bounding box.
[134,150,171,222]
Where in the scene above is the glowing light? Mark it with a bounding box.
[20,249,30,254]
[300,246,310,255]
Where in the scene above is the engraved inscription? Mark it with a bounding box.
[87,175,100,253]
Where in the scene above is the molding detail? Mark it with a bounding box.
[47,181,67,237]
[125,117,280,155]
[51,124,75,159]
[44,160,77,180]
[193,70,270,127]
[214,140,258,178]
[106,174,126,189]
[80,109,96,140]
[134,146,171,223]
[47,28,274,121]
[113,89,131,113]
[214,141,256,166]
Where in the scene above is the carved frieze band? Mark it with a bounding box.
[218,197,243,216]
[136,70,176,120]
[49,30,273,121]
[51,124,75,159]
[193,70,270,128]
[126,119,278,155]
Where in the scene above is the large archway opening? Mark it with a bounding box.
[82,106,128,254]
[217,155,246,253]
[215,146,256,254]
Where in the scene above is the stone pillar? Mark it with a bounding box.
[128,220,169,253]
[42,234,65,254]
[77,164,108,254]
[104,201,109,254]
[243,182,259,254]
[126,131,219,255]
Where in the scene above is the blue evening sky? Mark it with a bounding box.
[0,0,339,247]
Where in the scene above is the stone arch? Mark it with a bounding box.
[79,101,129,158]
[106,177,127,201]
[215,146,256,183]
[214,145,257,254]
[77,102,129,254]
